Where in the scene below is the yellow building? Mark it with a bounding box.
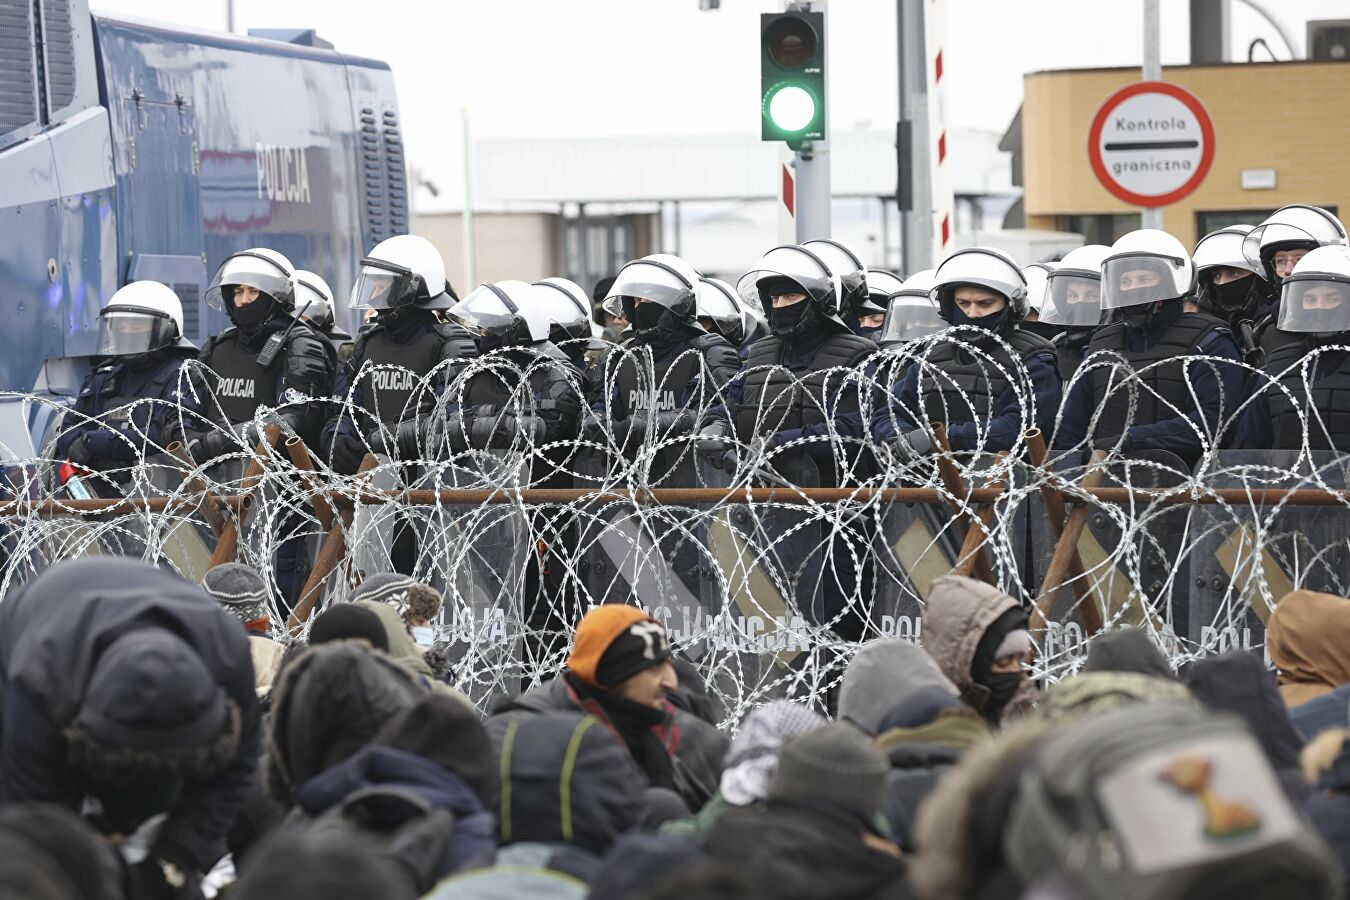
[1018,60,1350,249]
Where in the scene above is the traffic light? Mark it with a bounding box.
[760,11,826,149]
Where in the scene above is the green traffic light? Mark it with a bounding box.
[767,84,816,133]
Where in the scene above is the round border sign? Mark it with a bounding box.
[1087,81,1215,208]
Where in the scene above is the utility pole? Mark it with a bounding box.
[896,0,932,273]
[788,0,830,241]
[1141,0,1164,230]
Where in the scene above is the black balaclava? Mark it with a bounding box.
[950,305,1008,334]
[625,298,696,349]
[379,306,437,344]
[971,607,1029,723]
[228,292,277,331]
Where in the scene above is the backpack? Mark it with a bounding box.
[1005,702,1342,900]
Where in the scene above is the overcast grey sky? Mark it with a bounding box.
[91,0,1347,209]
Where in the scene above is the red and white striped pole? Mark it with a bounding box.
[778,144,796,244]
[925,0,953,261]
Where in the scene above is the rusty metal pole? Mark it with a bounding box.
[951,452,1008,581]
[284,437,335,532]
[1024,430,1100,631]
[164,441,226,536]
[286,453,379,632]
[1032,449,1109,637]
[930,423,995,583]
[208,424,282,569]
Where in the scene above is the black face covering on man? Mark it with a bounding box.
[769,298,820,341]
[949,304,1007,333]
[229,293,275,329]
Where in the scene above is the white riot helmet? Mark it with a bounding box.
[880,269,944,344]
[601,254,700,333]
[1100,230,1195,317]
[696,278,747,345]
[206,247,296,311]
[737,244,847,329]
[1023,262,1054,316]
[449,281,553,349]
[295,270,335,328]
[1276,245,1350,340]
[1192,225,1272,317]
[801,238,868,315]
[931,247,1028,324]
[96,281,193,357]
[352,234,453,312]
[863,269,905,316]
[1042,245,1110,328]
[533,277,597,344]
[1242,205,1348,284]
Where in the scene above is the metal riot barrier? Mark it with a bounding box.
[3,334,1350,720]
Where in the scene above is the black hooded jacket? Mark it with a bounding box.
[1181,651,1308,802]
[0,559,260,872]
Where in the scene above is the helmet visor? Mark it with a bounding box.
[448,285,521,338]
[736,268,833,310]
[601,262,695,317]
[1101,254,1186,310]
[205,253,293,310]
[95,307,177,356]
[1277,275,1350,334]
[1041,271,1105,327]
[351,259,421,311]
[881,296,946,343]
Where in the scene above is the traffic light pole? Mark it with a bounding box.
[896,0,932,274]
[789,0,830,242]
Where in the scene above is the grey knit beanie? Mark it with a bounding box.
[350,573,416,613]
[769,723,890,823]
[202,563,270,625]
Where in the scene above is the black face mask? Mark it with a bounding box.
[1210,275,1254,313]
[859,324,882,340]
[950,306,1007,333]
[770,300,819,341]
[1299,308,1348,336]
[476,332,509,355]
[229,294,276,329]
[980,671,1024,721]
[633,303,667,334]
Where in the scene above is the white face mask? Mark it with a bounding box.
[412,626,435,648]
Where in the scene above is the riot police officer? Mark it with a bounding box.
[296,270,354,366]
[877,270,942,347]
[1040,244,1110,380]
[1054,230,1245,467]
[1239,246,1350,452]
[729,244,878,486]
[533,276,602,371]
[439,281,583,464]
[1244,205,1349,358]
[802,238,870,334]
[858,269,905,341]
[1192,226,1274,366]
[873,247,1061,456]
[696,277,768,361]
[321,235,477,475]
[588,254,741,466]
[193,248,333,461]
[55,282,202,495]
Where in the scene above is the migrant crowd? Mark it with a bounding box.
[3,557,1350,898]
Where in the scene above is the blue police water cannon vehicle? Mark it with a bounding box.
[0,0,408,462]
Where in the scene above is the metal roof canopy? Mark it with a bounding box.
[472,128,1014,205]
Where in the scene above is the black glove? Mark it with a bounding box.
[394,419,423,458]
[65,433,95,467]
[890,428,933,463]
[580,416,609,445]
[130,844,203,900]
[186,430,231,466]
[652,410,694,436]
[329,431,368,474]
[468,416,501,449]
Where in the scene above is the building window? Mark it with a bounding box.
[1057,214,1141,245]
[1195,207,1339,237]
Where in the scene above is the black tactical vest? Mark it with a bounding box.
[201,331,282,425]
[1053,329,1093,382]
[611,343,705,420]
[1087,312,1226,436]
[734,332,876,443]
[354,326,448,424]
[916,327,1054,427]
[1264,342,1350,452]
